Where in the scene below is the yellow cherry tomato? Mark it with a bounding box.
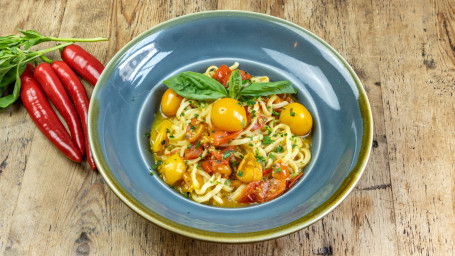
[279,102,313,136]
[150,119,172,153]
[211,98,247,132]
[161,154,186,185]
[236,153,262,183]
[161,88,183,117]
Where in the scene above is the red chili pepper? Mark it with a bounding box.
[20,64,82,162]
[51,61,96,170]
[61,45,104,86]
[34,63,85,156]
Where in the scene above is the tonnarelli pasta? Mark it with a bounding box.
[149,63,313,207]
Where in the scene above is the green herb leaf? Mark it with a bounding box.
[239,81,296,97]
[237,170,244,177]
[228,69,243,99]
[164,71,228,100]
[274,166,282,173]
[262,136,273,145]
[225,179,231,186]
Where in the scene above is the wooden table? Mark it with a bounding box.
[1,0,454,255]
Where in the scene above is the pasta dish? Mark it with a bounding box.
[149,63,313,207]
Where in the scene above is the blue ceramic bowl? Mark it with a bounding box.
[88,11,373,242]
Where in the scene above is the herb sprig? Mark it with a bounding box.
[163,67,297,101]
[0,29,107,109]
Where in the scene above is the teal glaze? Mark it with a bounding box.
[88,11,373,242]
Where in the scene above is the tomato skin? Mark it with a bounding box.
[210,129,242,146]
[271,160,291,180]
[279,102,313,136]
[151,120,172,153]
[211,98,247,132]
[200,159,232,177]
[212,64,251,86]
[211,160,232,178]
[236,153,263,183]
[287,173,304,188]
[184,143,203,159]
[239,182,259,203]
[161,88,183,117]
[161,154,186,185]
[254,179,286,203]
[186,118,206,142]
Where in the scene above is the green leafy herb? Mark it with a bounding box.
[225,179,231,186]
[164,71,228,100]
[0,29,107,109]
[272,110,280,116]
[238,81,296,97]
[290,108,296,117]
[228,70,243,99]
[262,136,273,145]
[237,170,244,177]
[273,166,282,173]
[222,150,233,160]
[274,145,284,153]
[144,132,151,138]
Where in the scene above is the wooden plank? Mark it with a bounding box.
[376,0,455,255]
[0,0,68,254]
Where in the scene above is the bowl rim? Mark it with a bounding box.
[88,10,373,243]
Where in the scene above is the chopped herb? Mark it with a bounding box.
[274,145,284,153]
[190,125,196,131]
[225,179,231,186]
[197,162,202,168]
[241,119,245,129]
[262,136,273,145]
[292,144,297,148]
[165,128,170,133]
[196,140,201,148]
[272,110,280,116]
[222,150,233,160]
[169,135,175,138]
[237,170,244,177]
[266,126,273,135]
[211,130,215,133]
[269,153,275,160]
[161,140,166,145]
[151,160,163,170]
[181,112,185,116]
[249,143,254,147]
[194,114,199,118]
[149,170,154,176]
[145,132,151,138]
[274,166,282,173]
[231,161,238,167]
[185,160,188,164]
[273,134,278,137]
[290,108,295,117]
[199,154,203,158]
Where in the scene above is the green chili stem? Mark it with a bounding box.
[40,55,53,64]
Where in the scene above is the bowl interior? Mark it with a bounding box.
[89,11,371,241]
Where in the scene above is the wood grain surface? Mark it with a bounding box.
[0,0,454,255]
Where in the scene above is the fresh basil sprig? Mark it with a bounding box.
[238,81,297,97]
[164,71,228,100]
[163,69,296,101]
[228,70,243,99]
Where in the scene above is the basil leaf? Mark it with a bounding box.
[239,81,296,97]
[164,71,227,100]
[0,60,22,108]
[228,70,242,99]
